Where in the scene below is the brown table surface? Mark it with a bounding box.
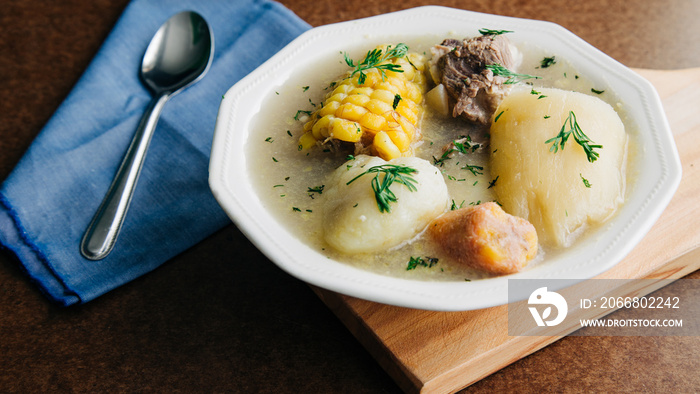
[1,0,699,392]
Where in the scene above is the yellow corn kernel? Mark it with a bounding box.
[331,83,353,96]
[348,87,374,96]
[397,115,417,140]
[370,89,396,104]
[335,103,367,122]
[374,81,400,95]
[327,92,346,103]
[311,114,334,139]
[373,131,401,160]
[298,132,317,150]
[359,70,383,87]
[385,127,411,152]
[342,94,371,107]
[403,82,422,104]
[395,100,419,125]
[359,112,386,132]
[318,100,340,117]
[366,98,393,116]
[386,76,406,94]
[303,118,314,132]
[330,119,362,142]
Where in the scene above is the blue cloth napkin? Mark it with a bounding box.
[0,0,311,306]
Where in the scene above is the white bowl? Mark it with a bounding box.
[209,6,681,311]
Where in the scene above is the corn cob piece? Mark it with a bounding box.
[299,44,427,161]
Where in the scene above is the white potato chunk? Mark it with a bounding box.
[425,84,450,116]
[490,87,627,248]
[323,155,449,254]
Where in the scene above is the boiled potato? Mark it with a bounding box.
[323,155,449,254]
[490,87,627,247]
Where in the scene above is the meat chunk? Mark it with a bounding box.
[428,202,538,275]
[434,35,518,124]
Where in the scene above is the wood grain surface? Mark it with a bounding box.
[1,1,699,393]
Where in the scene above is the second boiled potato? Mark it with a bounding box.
[490,87,627,248]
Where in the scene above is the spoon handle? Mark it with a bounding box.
[80,93,170,260]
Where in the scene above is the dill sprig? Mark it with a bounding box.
[346,164,418,213]
[545,111,602,163]
[485,63,541,85]
[479,28,514,36]
[344,43,409,85]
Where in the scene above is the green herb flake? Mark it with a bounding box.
[494,110,505,122]
[307,185,325,196]
[540,56,557,68]
[302,86,310,92]
[591,88,605,94]
[580,174,592,188]
[487,176,499,189]
[406,256,439,270]
[265,137,274,143]
[450,200,465,210]
[392,94,402,110]
[462,164,484,176]
[294,110,312,121]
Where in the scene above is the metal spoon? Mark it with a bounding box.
[80,11,214,260]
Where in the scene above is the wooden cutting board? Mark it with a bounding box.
[311,68,700,394]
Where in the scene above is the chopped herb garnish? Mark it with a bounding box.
[307,185,325,195]
[591,88,605,94]
[294,110,312,120]
[494,110,505,122]
[433,136,480,166]
[346,154,356,161]
[544,115,551,119]
[580,174,592,188]
[286,130,293,137]
[392,94,402,110]
[265,137,274,143]
[407,256,439,270]
[479,28,513,35]
[540,56,557,68]
[487,176,499,189]
[545,111,602,163]
[450,200,465,210]
[292,207,301,212]
[462,164,484,176]
[302,86,310,92]
[485,63,541,85]
[346,164,418,213]
[344,43,409,85]
[272,157,279,162]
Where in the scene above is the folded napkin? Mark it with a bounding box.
[0,0,311,306]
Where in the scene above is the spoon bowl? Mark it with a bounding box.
[80,11,214,260]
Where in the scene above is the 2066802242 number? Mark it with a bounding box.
[599,296,680,309]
